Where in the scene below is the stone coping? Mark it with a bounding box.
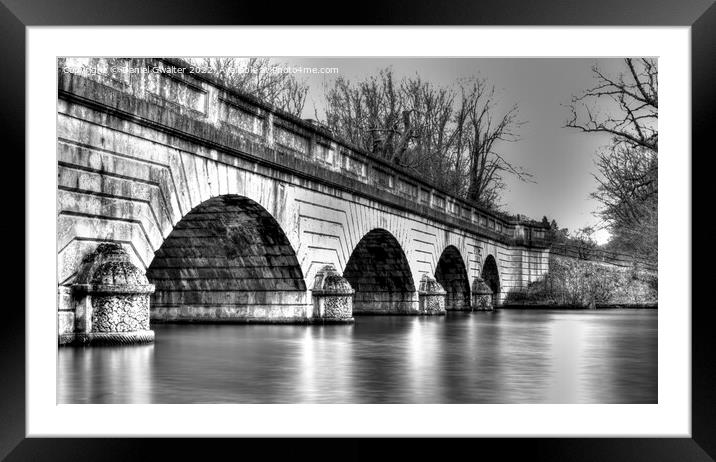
[72,283,156,295]
[60,330,155,346]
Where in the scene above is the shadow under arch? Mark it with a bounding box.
[435,245,471,311]
[343,228,417,314]
[482,254,501,306]
[146,195,307,322]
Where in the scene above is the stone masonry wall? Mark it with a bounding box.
[342,229,418,314]
[503,254,657,307]
[147,195,308,322]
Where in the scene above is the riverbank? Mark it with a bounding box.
[502,255,657,309]
[499,303,657,310]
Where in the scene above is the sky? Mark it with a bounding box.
[219,58,631,245]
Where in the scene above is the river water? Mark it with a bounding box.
[57,309,657,404]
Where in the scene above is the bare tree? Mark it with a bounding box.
[567,58,658,264]
[323,69,422,165]
[571,226,598,260]
[567,58,657,153]
[321,69,530,211]
[593,145,657,262]
[395,76,457,184]
[195,57,308,116]
[461,78,530,208]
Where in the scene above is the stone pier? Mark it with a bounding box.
[64,243,155,345]
[471,277,494,311]
[311,265,355,323]
[418,274,447,315]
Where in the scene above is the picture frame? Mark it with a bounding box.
[6,0,713,459]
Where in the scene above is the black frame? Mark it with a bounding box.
[4,0,713,460]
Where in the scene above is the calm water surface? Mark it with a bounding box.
[58,309,657,403]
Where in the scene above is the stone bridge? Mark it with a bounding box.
[56,58,553,345]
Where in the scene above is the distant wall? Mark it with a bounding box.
[549,242,657,272]
[503,255,657,308]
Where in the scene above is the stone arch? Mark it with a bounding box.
[342,228,417,314]
[481,254,501,305]
[435,245,471,311]
[146,194,308,322]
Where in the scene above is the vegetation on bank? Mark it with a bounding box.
[504,255,657,308]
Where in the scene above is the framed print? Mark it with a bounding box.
[6,0,714,459]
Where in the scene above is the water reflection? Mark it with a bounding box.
[58,309,657,404]
[58,343,154,403]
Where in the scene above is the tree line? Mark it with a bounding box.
[320,70,530,210]
[193,58,529,211]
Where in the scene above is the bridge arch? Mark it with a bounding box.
[146,194,308,322]
[481,254,501,306]
[342,228,417,314]
[435,245,471,311]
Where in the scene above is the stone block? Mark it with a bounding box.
[418,274,446,315]
[471,277,494,311]
[311,265,354,323]
[58,311,75,335]
[57,286,73,313]
[64,242,155,346]
[472,294,493,311]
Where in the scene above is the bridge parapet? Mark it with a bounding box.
[58,57,549,248]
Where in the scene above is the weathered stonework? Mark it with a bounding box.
[147,195,310,323]
[57,286,75,344]
[311,265,354,323]
[322,297,352,319]
[501,254,658,308]
[471,277,494,311]
[343,229,420,314]
[92,294,150,332]
[435,246,472,311]
[65,243,155,346]
[418,274,446,315]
